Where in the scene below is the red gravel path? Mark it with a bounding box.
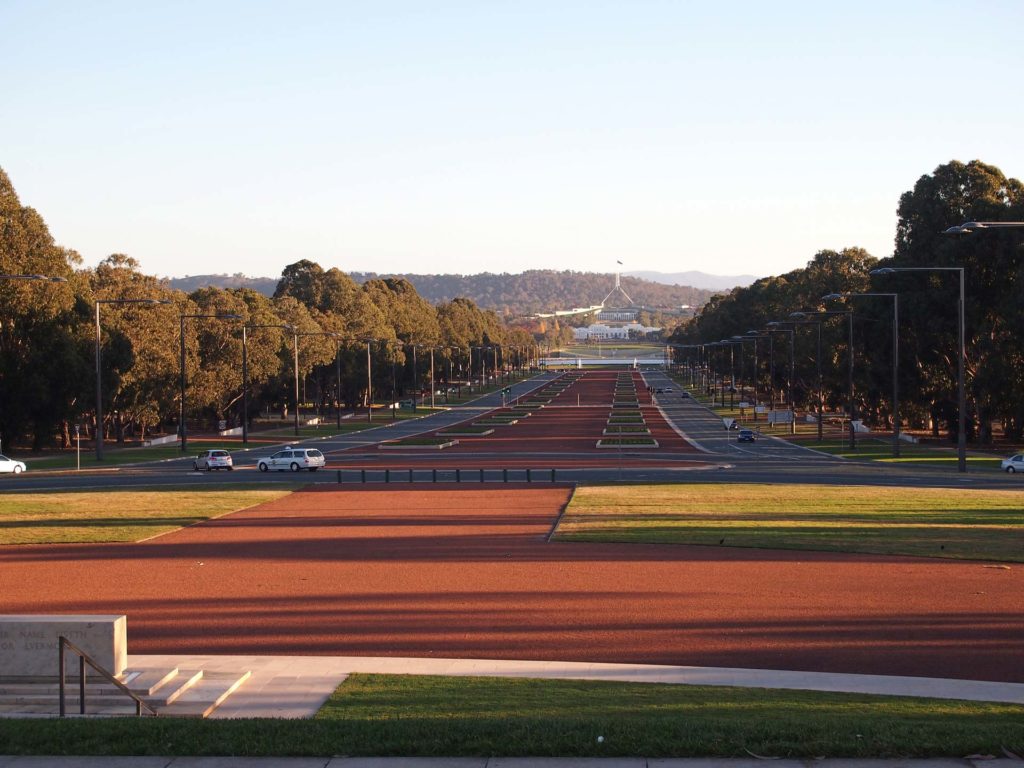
[2,486,1022,683]
[337,371,694,463]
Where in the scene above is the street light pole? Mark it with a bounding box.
[873,266,965,470]
[766,326,795,432]
[429,347,435,409]
[785,315,825,442]
[411,344,418,412]
[823,293,900,456]
[366,340,373,423]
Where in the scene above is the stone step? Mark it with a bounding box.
[123,665,180,696]
[152,670,252,718]
[0,664,250,718]
[146,668,204,707]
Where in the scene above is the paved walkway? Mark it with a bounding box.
[129,654,1024,720]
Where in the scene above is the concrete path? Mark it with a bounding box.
[125,654,1024,720]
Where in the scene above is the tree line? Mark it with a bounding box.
[669,160,1024,444]
[0,168,535,452]
[170,269,716,316]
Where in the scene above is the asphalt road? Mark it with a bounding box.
[2,368,1022,493]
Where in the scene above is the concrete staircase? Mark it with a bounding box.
[0,662,251,718]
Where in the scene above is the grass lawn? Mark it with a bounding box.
[2,675,1022,757]
[801,438,1005,470]
[558,483,1024,561]
[0,485,296,545]
[21,444,196,470]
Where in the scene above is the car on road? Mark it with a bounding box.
[194,449,233,471]
[1001,454,1024,473]
[737,429,756,443]
[0,455,26,474]
[680,392,691,399]
[257,447,326,473]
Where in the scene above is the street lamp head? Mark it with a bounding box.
[870,268,895,276]
[789,311,810,319]
[821,293,844,301]
[766,321,782,327]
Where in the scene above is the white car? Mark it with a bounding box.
[256,447,326,473]
[0,455,26,474]
[194,449,234,471]
[1000,454,1024,474]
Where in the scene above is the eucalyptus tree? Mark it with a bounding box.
[0,168,83,450]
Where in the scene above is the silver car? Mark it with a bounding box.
[1000,454,1024,474]
[256,447,326,473]
[194,449,234,471]
[0,454,26,474]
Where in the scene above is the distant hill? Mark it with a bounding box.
[167,270,716,315]
[626,270,759,291]
[169,273,278,296]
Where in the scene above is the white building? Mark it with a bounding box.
[573,322,661,341]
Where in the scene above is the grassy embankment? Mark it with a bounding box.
[0,486,296,544]
[3,674,1022,758]
[557,483,1024,561]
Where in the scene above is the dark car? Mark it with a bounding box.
[737,429,756,443]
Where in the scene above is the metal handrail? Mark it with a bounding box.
[58,635,157,717]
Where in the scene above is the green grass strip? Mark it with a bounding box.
[558,483,1024,561]
[0,486,296,545]
[1,675,1022,757]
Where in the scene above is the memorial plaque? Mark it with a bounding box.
[0,615,127,679]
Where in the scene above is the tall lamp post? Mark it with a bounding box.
[719,339,743,409]
[732,335,759,420]
[180,312,242,452]
[294,331,341,431]
[241,323,293,444]
[785,310,852,446]
[872,266,966,471]
[784,313,826,441]
[365,339,374,423]
[765,324,795,433]
[410,343,419,412]
[428,346,436,408]
[95,297,170,461]
[823,293,900,456]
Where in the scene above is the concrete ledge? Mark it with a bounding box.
[378,441,459,450]
[0,615,126,679]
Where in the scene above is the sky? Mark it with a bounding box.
[3,0,1023,281]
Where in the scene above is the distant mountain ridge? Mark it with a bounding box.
[626,270,759,291]
[167,269,720,314]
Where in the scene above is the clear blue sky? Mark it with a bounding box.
[3,1,1022,280]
